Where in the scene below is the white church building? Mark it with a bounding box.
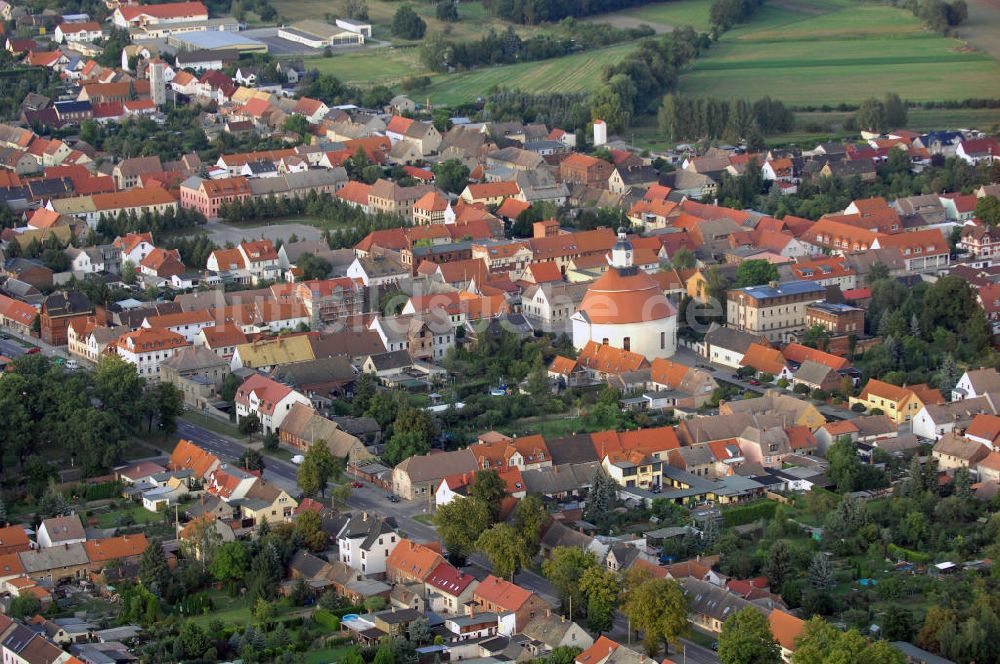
[571,229,678,359]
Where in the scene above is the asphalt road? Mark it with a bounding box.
[176,419,300,490]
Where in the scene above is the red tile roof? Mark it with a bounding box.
[474,575,534,611]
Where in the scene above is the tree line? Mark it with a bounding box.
[419,21,654,73]
[591,26,711,133]
[95,206,206,240]
[481,0,663,25]
[658,95,795,144]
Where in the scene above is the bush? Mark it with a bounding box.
[851,403,866,413]
[776,378,790,389]
[759,373,774,383]
[435,1,458,22]
[794,383,810,394]
[810,389,827,401]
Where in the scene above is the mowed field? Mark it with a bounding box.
[307,42,634,105]
[585,0,714,31]
[678,0,1000,104]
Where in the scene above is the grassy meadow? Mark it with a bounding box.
[678,1,1000,104]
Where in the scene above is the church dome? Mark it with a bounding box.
[576,267,677,325]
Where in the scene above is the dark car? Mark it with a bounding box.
[25,347,41,355]
[386,494,400,503]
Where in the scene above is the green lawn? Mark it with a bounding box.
[93,502,170,529]
[679,2,1000,104]
[306,48,428,87]
[499,415,593,438]
[304,645,355,664]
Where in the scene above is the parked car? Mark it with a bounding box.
[25,347,41,354]
[351,481,364,488]
[386,494,400,503]
[291,455,305,465]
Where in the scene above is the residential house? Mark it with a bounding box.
[425,563,478,615]
[849,379,944,424]
[385,539,444,584]
[932,432,990,472]
[234,373,311,436]
[36,516,85,549]
[392,448,478,500]
[473,575,552,632]
[337,513,399,576]
[113,328,191,381]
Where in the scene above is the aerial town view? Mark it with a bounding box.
[0,0,998,660]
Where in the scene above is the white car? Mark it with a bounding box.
[291,455,305,465]
[65,359,79,370]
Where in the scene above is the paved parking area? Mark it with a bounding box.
[202,219,324,244]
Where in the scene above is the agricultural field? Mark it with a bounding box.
[307,47,427,87]
[678,1,1000,104]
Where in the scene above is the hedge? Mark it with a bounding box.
[887,543,932,564]
[314,609,341,631]
[722,500,778,527]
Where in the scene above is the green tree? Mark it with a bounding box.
[579,566,620,633]
[139,539,170,595]
[297,440,343,497]
[735,259,779,287]
[764,540,793,589]
[512,495,549,558]
[476,524,528,580]
[392,5,427,39]
[584,469,619,522]
[434,497,492,564]
[622,578,690,656]
[210,541,250,585]
[295,508,329,552]
[671,247,696,270]
[239,413,262,439]
[855,97,888,134]
[718,606,782,664]
[284,114,310,137]
[122,259,136,285]
[240,448,265,472]
[882,605,915,642]
[8,596,39,618]
[792,616,905,664]
[382,407,437,465]
[296,253,332,280]
[883,92,908,128]
[975,195,1000,226]
[433,158,469,194]
[468,469,508,523]
[542,547,598,618]
[179,622,210,660]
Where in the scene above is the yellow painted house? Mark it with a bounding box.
[849,379,944,424]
